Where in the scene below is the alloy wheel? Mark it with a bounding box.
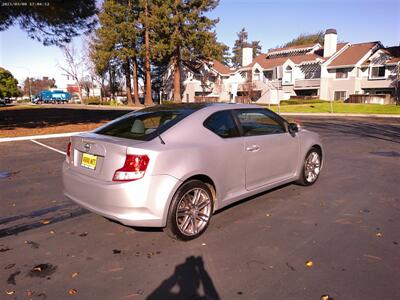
[175,188,212,236]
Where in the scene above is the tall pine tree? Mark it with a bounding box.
[151,0,224,102]
[232,28,262,67]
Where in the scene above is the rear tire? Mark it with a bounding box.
[164,180,213,241]
[297,147,322,186]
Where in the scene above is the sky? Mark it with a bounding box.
[0,0,399,89]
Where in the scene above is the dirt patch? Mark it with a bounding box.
[0,106,131,138]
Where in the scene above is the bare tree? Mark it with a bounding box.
[58,44,84,101]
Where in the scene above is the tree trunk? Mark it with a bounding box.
[143,0,153,106]
[125,58,133,106]
[173,52,181,102]
[132,56,140,105]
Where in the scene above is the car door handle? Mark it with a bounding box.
[246,145,261,152]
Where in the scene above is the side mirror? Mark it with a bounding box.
[288,123,299,135]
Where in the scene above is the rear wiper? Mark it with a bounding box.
[157,132,166,145]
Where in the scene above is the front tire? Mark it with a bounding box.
[164,180,213,241]
[297,147,322,186]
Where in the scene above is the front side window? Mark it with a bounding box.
[235,109,286,136]
[204,110,240,138]
[370,66,386,78]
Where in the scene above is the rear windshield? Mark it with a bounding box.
[95,109,193,141]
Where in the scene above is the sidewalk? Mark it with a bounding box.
[280,112,400,118]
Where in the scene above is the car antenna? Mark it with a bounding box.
[157,132,166,145]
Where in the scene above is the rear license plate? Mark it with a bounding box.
[81,153,97,170]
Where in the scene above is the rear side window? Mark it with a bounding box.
[204,110,240,138]
[96,110,187,141]
[235,109,286,136]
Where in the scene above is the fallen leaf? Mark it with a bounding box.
[50,230,55,234]
[363,254,382,261]
[5,290,15,295]
[68,289,78,295]
[201,243,206,246]
[266,213,271,217]
[71,272,79,278]
[33,266,42,272]
[79,232,88,237]
[113,249,122,254]
[26,290,33,297]
[41,220,50,225]
[320,295,331,300]
[305,260,313,267]
[376,233,383,238]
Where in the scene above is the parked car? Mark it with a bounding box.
[0,98,5,106]
[63,103,323,240]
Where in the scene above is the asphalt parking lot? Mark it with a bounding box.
[1,116,399,300]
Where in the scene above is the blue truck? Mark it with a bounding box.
[32,90,72,104]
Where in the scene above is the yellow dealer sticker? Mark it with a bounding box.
[81,153,97,170]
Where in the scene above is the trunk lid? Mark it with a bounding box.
[69,133,145,181]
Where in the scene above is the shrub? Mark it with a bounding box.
[280,99,327,105]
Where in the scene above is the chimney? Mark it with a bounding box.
[242,47,253,66]
[323,28,337,57]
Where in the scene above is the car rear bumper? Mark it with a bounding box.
[62,162,181,227]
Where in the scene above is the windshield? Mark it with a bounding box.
[95,109,194,141]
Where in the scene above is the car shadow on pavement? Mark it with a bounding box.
[146,256,220,300]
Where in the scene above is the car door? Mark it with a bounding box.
[234,108,299,191]
[203,109,245,202]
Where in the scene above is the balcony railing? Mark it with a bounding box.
[294,79,320,89]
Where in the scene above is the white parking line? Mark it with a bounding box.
[0,132,84,143]
[30,139,66,155]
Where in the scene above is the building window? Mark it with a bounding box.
[283,66,293,84]
[253,69,261,81]
[370,66,385,79]
[335,68,349,79]
[334,91,347,101]
[263,71,273,80]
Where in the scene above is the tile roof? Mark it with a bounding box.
[268,43,317,53]
[211,59,232,75]
[247,43,348,70]
[384,46,400,64]
[328,42,378,67]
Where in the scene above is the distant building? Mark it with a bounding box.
[162,29,399,104]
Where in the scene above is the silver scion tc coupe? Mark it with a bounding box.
[63,103,323,240]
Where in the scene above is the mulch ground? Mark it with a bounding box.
[0,106,132,138]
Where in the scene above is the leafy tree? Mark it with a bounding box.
[150,0,224,102]
[0,1,97,46]
[0,68,20,98]
[232,28,262,67]
[280,31,324,48]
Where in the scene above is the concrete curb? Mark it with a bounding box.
[0,132,85,143]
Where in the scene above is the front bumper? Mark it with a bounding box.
[62,162,181,227]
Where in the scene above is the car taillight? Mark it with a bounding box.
[66,142,72,163]
[113,154,150,182]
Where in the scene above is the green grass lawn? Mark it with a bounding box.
[268,102,400,114]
